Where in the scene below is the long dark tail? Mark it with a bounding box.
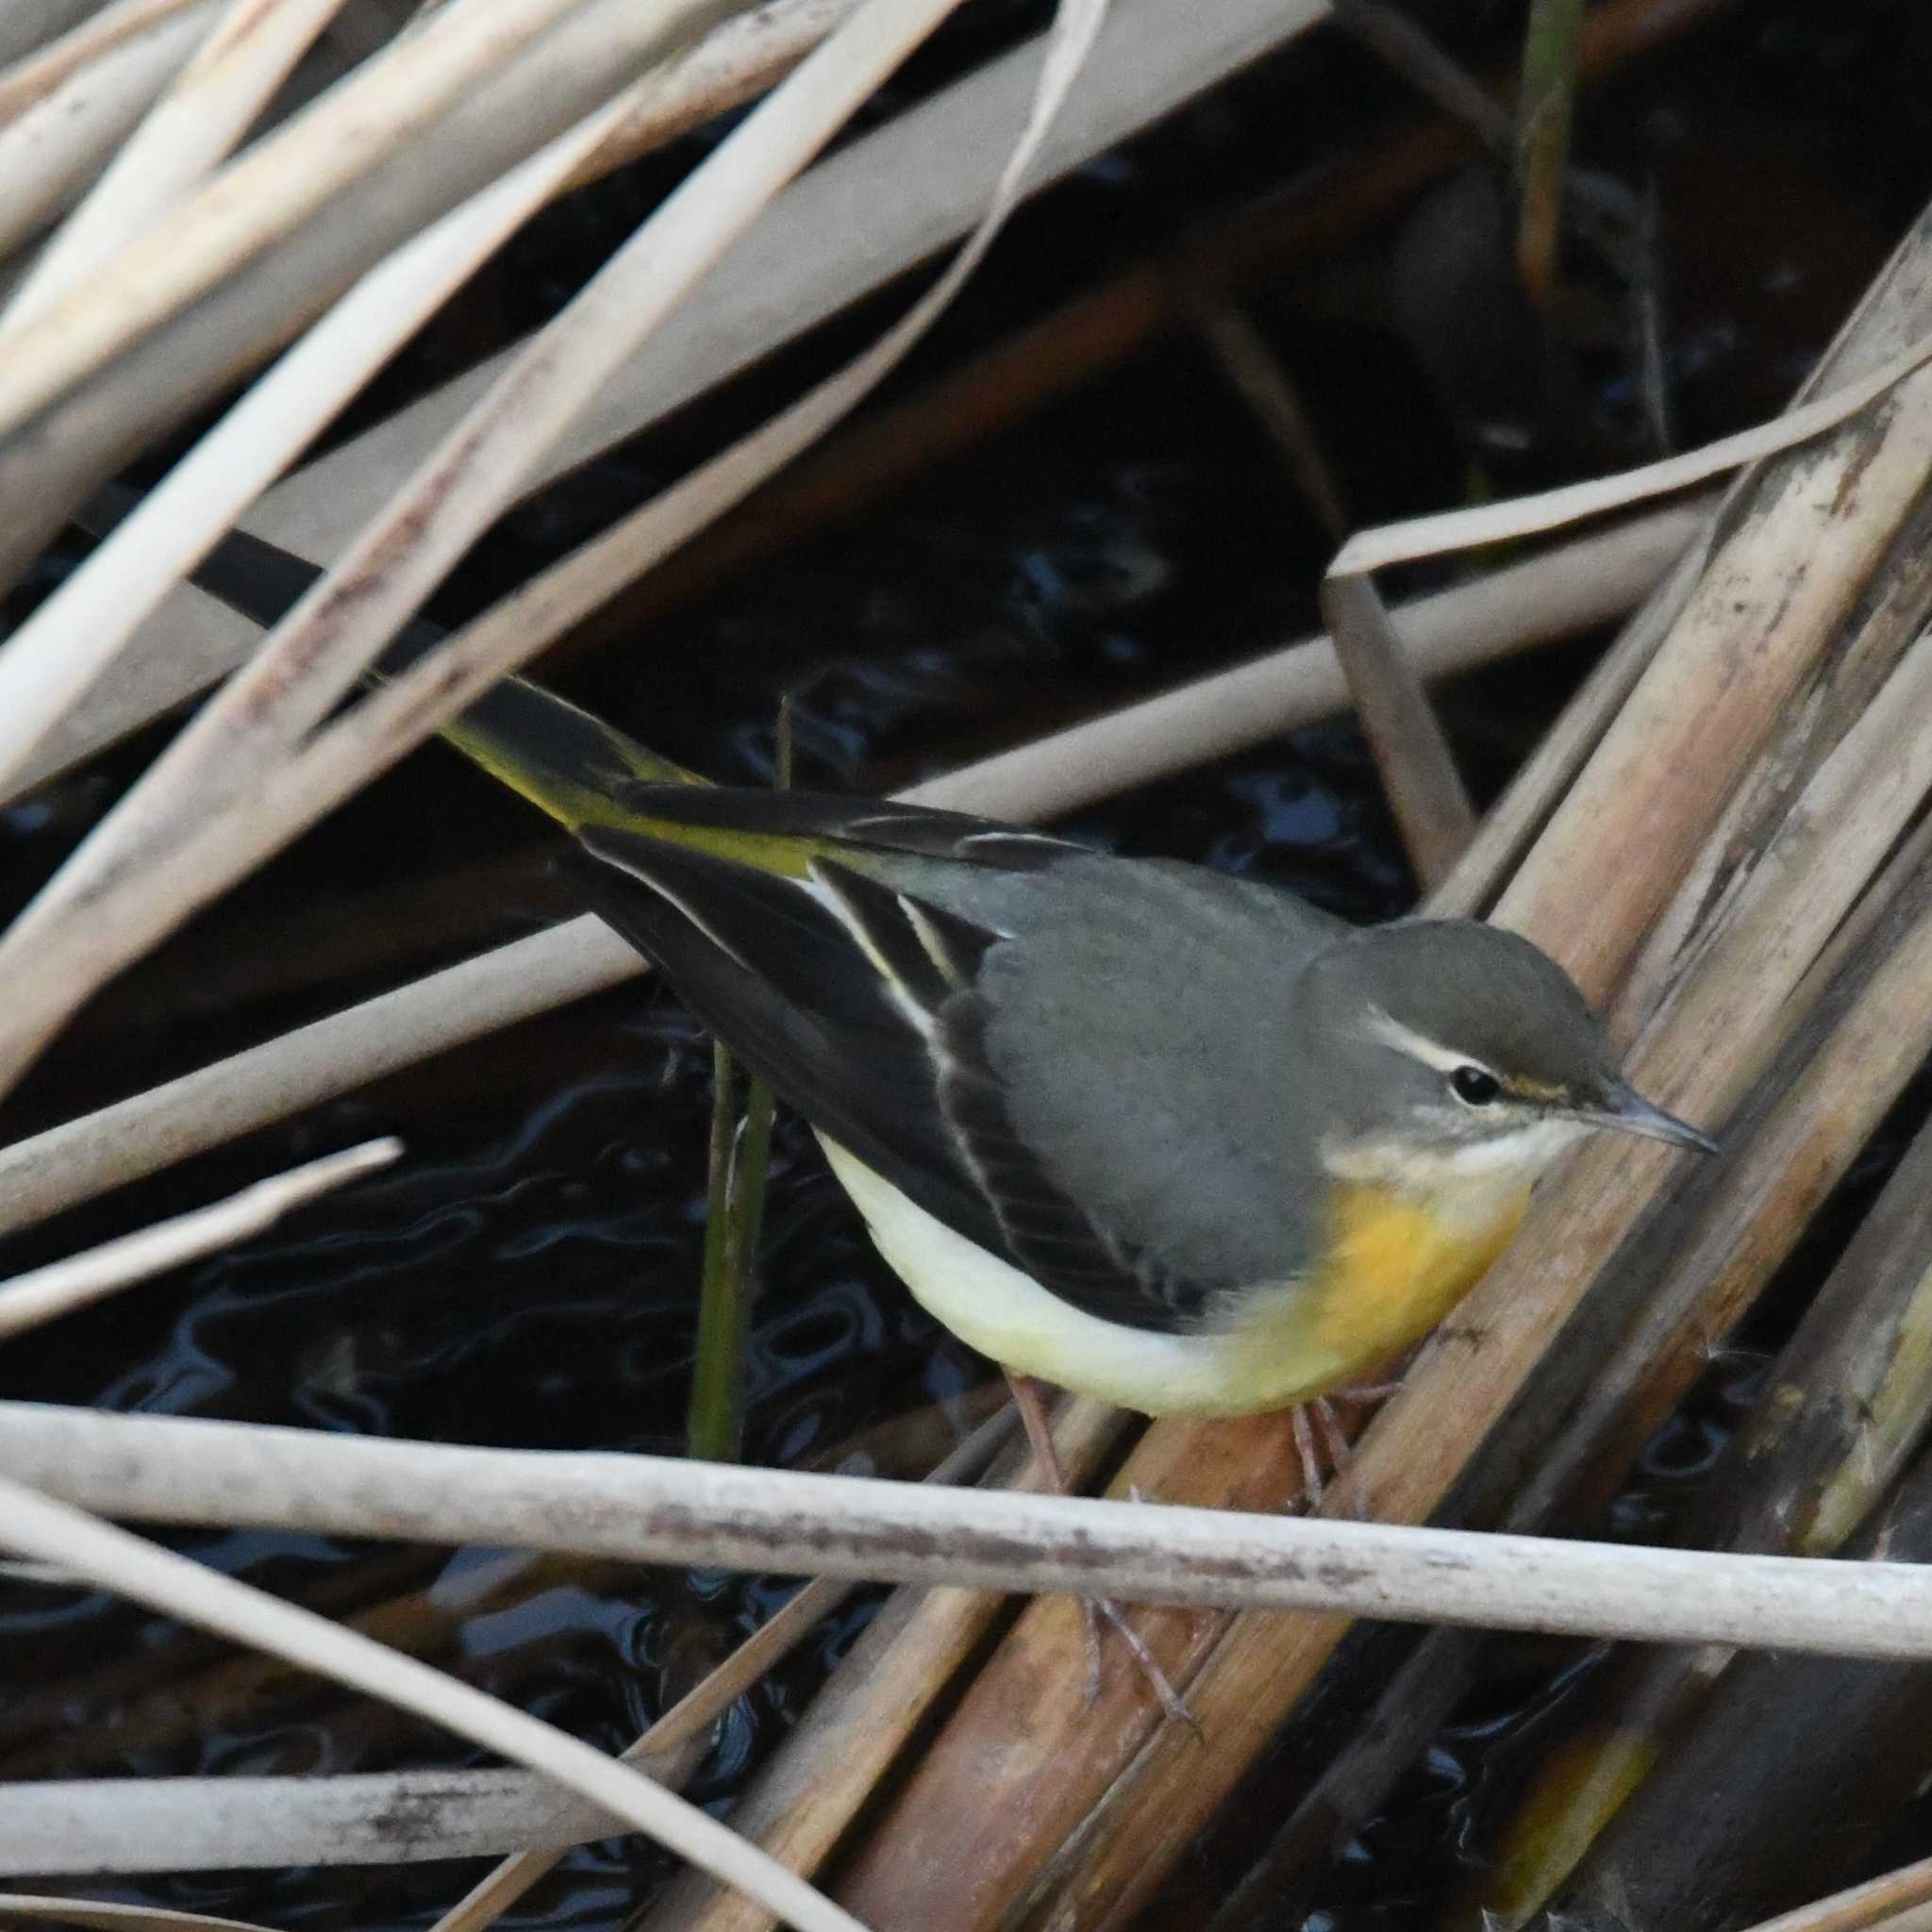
[72,485,701,834]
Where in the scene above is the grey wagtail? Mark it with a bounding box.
[553,786,1717,1417]
[78,496,1717,1699]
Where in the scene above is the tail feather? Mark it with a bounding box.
[70,485,699,828]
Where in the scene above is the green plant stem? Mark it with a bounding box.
[1516,0,1584,308]
[686,700,791,1462]
[687,1041,744,1463]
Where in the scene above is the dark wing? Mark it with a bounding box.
[571,788,1213,1331]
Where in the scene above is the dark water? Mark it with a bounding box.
[2,2,1930,1927]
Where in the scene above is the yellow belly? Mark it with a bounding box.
[822,1135,1529,1419]
[1257,1178,1530,1394]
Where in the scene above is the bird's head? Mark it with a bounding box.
[1294,919,1716,1191]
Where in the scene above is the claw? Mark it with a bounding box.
[1287,1379,1408,1512]
[1092,1593,1200,1735]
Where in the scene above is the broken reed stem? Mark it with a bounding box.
[1514,0,1584,308]
[0,1139,399,1342]
[1321,572,1477,885]
[1204,298,1476,884]
[11,1402,1932,1659]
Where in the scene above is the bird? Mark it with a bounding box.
[544,781,1717,1419]
[77,492,1718,1712]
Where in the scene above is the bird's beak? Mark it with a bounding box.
[1595,1081,1720,1155]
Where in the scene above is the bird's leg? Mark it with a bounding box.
[1290,1402,1327,1511]
[1002,1371,1104,1691]
[1312,1396,1353,1482]
[1003,1370,1196,1730]
[1006,1368,1073,1491]
[1288,1379,1408,1511]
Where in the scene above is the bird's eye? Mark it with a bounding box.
[1451,1065,1502,1107]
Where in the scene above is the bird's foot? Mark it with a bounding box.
[1005,1370,1199,1732]
[1289,1381,1405,1512]
[1079,1592,1200,1734]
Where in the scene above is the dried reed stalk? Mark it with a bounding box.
[0,3,217,263]
[0,1773,629,1875]
[0,1477,866,1932]
[0,0,743,586]
[8,0,1329,789]
[0,1138,397,1341]
[1426,524,1710,918]
[0,0,1008,1097]
[1455,1095,1932,1929]
[0,0,602,433]
[0,79,670,794]
[1322,571,1476,884]
[20,1401,1932,1657]
[2,0,352,327]
[0,0,211,126]
[0,2,106,70]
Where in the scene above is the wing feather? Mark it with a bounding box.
[573,806,1206,1332]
